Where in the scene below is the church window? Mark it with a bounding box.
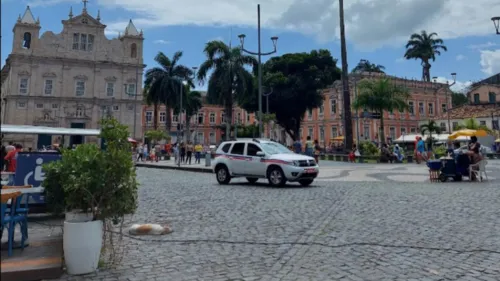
[73,33,94,51]
[81,18,88,24]
[22,32,32,49]
[88,35,94,51]
[80,34,87,51]
[73,33,80,50]
[75,80,85,96]
[19,78,29,94]
[131,43,137,58]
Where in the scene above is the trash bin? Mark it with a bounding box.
[205,153,211,167]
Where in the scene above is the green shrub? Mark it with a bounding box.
[359,141,379,156]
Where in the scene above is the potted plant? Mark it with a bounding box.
[43,117,138,275]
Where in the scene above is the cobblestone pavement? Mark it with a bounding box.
[54,165,500,281]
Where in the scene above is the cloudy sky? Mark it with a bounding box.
[2,0,500,91]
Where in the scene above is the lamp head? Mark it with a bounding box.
[492,17,500,34]
[451,72,457,82]
[432,76,438,83]
[238,34,246,46]
[271,36,278,48]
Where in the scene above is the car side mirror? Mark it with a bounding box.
[256,151,265,157]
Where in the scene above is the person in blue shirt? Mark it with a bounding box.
[293,139,302,154]
[416,137,426,163]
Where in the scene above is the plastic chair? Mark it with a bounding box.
[1,202,28,256]
[469,160,488,182]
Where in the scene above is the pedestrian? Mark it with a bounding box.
[293,139,302,154]
[136,144,144,161]
[143,145,149,161]
[180,143,186,164]
[194,142,203,164]
[4,143,23,185]
[186,141,194,164]
[305,136,314,157]
[313,139,321,164]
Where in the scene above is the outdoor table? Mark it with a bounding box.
[1,188,31,249]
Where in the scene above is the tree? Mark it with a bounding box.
[352,78,410,143]
[404,30,447,82]
[144,51,195,132]
[240,50,341,141]
[420,120,442,150]
[456,118,493,133]
[339,0,354,150]
[144,129,170,145]
[452,92,469,107]
[197,41,257,140]
[173,89,203,142]
[351,60,385,74]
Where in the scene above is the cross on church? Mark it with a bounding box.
[83,0,88,9]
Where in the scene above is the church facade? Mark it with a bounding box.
[0,3,145,148]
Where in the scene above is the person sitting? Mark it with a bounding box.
[393,144,404,163]
[380,143,395,163]
[466,136,483,180]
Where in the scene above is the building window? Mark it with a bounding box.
[145,111,153,124]
[126,84,136,96]
[73,33,94,51]
[400,127,407,136]
[106,82,114,97]
[236,112,241,123]
[452,122,459,130]
[76,106,84,117]
[474,93,480,104]
[36,103,44,109]
[52,103,58,109]
[418,102,424,115]
[319,104,324,116]
[131,43,137,58]
[127,104,134,110]
[308,109,313,120]
[331,126,338,138]
[389,127,396,140]
[480,120,486,126]
[221,112,225,123]
[209,112,215,124]
[410,127,416,133]
[19,78,29,94]
[75,80,85,96]
[198,112,204,124]
[440,122,446,131]
[209,132,215,144]
[159,112,166,123]
[196,132,204,142]
[112,105,119,111]
[330,99,337,114]
[363,125,370,140]
[489,92,496,103]
[428,103,434,115]
[299,128,303,139]
[308,127,313,138]
[246,113,250,122]
[22,32,32,49]
[441,103,447,113]
[173,114,179,122]
[319,126,324,141]
[44,79,53,95]
[492,120,499,130]
[408,101,414,115]
[17,102,26,109]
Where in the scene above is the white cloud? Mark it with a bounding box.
[434,76,472,93]
[479,49,500,75]
[456,54,466,61]
[19,0,500,48]
[153,39,170,45]
[468,42,497,50]
[27,0,80,7]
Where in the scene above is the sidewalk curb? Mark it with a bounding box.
[135,163,213,173]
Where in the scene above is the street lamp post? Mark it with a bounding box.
[492,17,500,34]
[238,4,278,138]
[177,67,197,167]
[447,73,457,133]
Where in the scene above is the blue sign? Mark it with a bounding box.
[14,152,61,204]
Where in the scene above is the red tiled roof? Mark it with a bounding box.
[432,104,500,120]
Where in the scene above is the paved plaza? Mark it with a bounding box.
[51,161,500,281]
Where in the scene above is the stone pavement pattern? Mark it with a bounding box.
[53,163,500,281]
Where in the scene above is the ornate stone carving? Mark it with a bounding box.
[105,76,117,82]
[74,74,88,80]
[43,72,57,78]
[18,70,30,76]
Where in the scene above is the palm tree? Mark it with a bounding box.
[174,89,203,142]
[351,60,385,74]
[420,120,442,150]
[404,30,447,82]
[352,78,410,143]
[144,51,194,133]
[338,0,354,151]
[197,41,257,140]
[456,118,493,133]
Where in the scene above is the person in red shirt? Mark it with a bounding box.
[4,144,23,185]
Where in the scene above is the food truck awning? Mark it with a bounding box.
[1,124,101,136]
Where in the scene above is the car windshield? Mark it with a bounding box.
[260,142,293,155]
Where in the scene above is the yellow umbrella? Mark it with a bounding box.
[495,138,500,143]
[331,136,344,142]
[448,129,488,140]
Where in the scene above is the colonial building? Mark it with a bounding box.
[141,72,454,145]
[1,3,145,148]
[427,84,500,132]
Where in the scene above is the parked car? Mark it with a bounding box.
[212,139,319,187]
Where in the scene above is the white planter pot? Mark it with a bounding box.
[64,220,103,275]
[65,210,93,222]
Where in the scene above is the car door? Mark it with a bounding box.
[228,142,246,175]
[244,143,267,177]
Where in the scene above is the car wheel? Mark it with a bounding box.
[246,177,258,184]
[298,179,314,187]
[439,174,447,182]
[215,165,231,185]
[267,167,286,187]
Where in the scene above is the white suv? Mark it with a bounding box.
[212,139,319,187]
